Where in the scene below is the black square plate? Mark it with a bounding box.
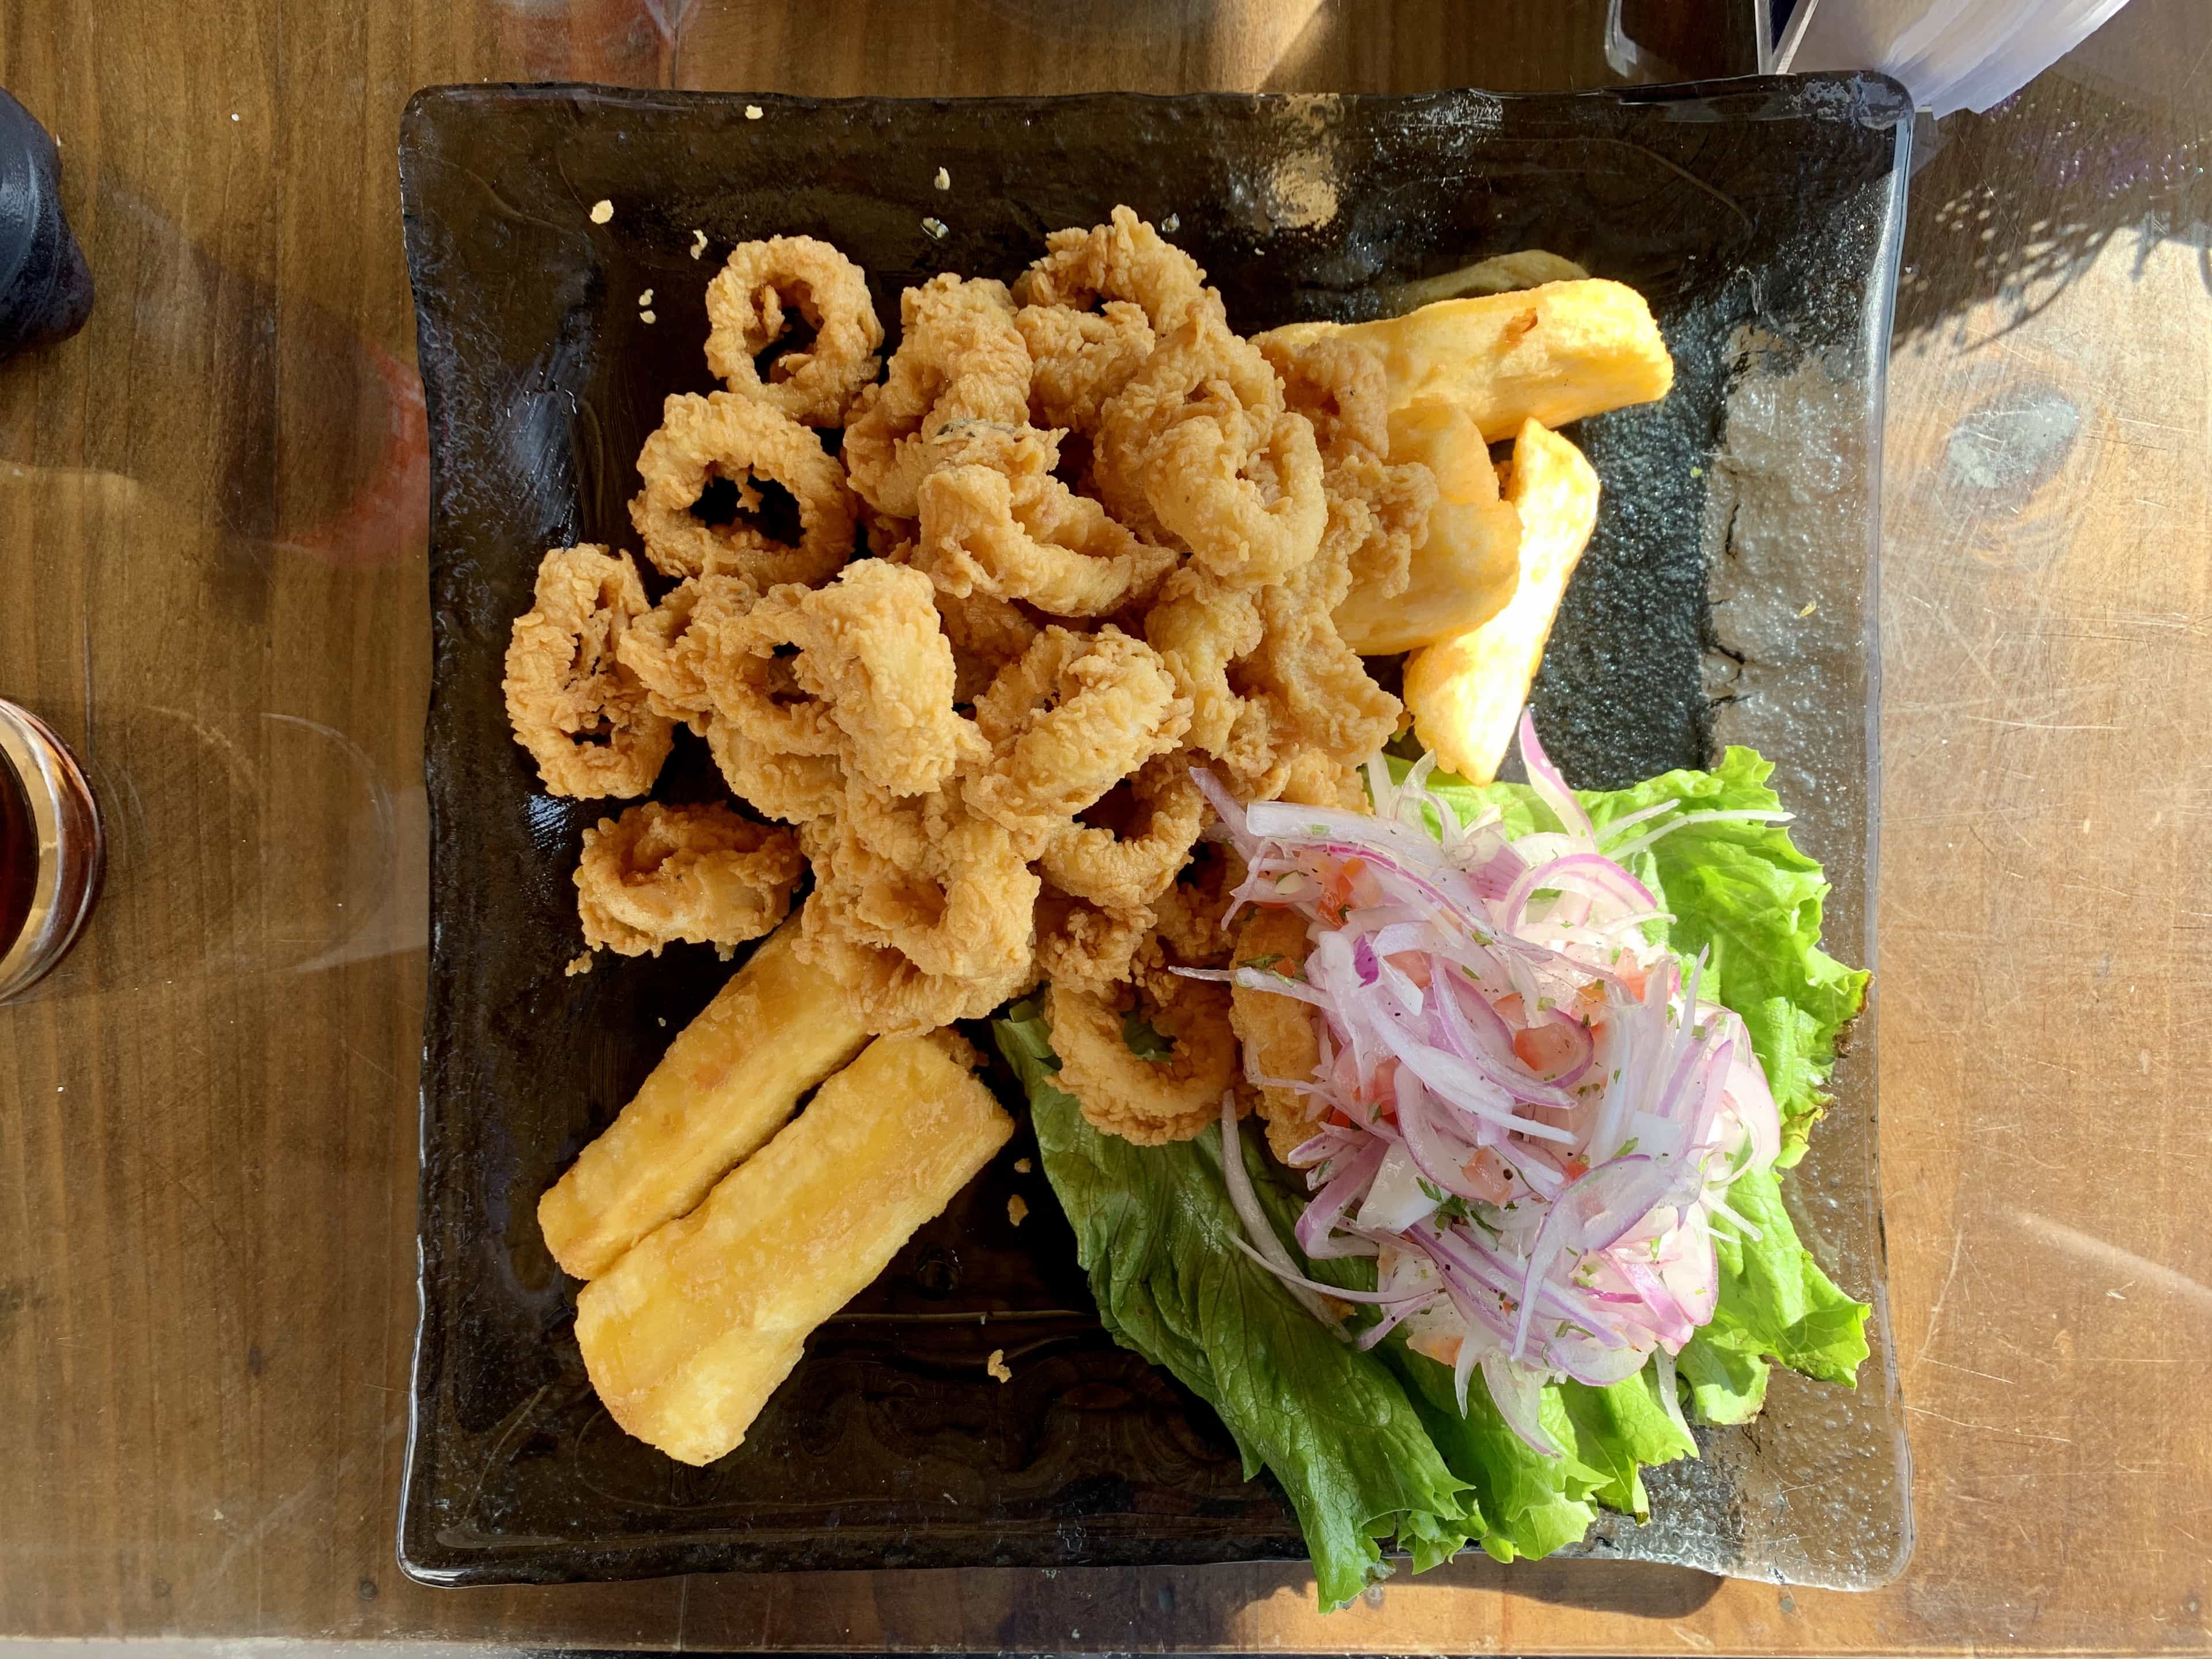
[397,78,1912,1589]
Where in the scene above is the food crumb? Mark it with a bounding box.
[690,229,708,259]
[1689,464,1703,478]
[1013,1157,1032,1174]
[640,310,657,324]
[744,104,763,120]
[1161,212,1180,234]
[922,216,949,240]
[657,1017,667,1028]
[565,953,594,976]
[934,166,950,190]
[1797,600,1817,618]
[986,1349,1012,1383]
[589,198,613,224]
[638,287,654,305]
[1007,1195,1029,1227]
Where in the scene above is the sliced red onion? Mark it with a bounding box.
[1295,1139,1387,1258]
[1517,711,1594,841]
[1218,1095,1344,1336]
[1355,1296,1432,1350]
[1482,1349,1565,1457]
[1225,1237,1437,1306]
[1501,853,1660,937]
[1654,1347,1693,1441]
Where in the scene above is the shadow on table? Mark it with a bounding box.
[1893,0,2211,355]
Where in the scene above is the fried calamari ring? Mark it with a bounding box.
[802,785,1037,983]
[1034,887,1153,999]
[502,545,673,799]
[933,585,1041,706]
[1094,315,1326,588]
[1324,448,1437,611]
[842,275,1032,520]
[575,801,802,958]
[1040,753,1206,910]
[629,391,857,584]
[615,572,759,720]
[967,625,1191,854]
[1142,565,1262,757]
[704,237,883,426]
[794,785,1041,1035]
[1244,547,1403,775]
[726,565,985,797]
[1013,205,1218,335]
[1226,905,1324,1162]
[793,921,1036,1040]
[1150,840,1242,969]
[1015,300,1157,434]
[698,709,845,824]
[1256,329,1391,462]
[1047,979,1239,1147]
[915,425,1178,619]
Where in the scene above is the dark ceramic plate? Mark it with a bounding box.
[397,77,1913,1590]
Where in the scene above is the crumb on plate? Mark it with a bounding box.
[690,229,707,259]
[565,952,594,976]
[922,216,948,240]
[1161,212,1180,234]
[1798,600,1818,618]
[934,166,950,190]
[1014,1157,1032,1174]
[589,198,613,224]
[986,1349,1012,1383]
[1007,1194,1029,1227]
[638,287,654,305]
[641,310,657,324]
[745,104,763,120]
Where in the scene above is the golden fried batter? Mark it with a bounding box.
[967,625,1191,855]
[1048,978,1240,1147]
[1012,204,1219,336]
[704,237,884,426]
[1016,300,1157,433]
[575,801,802,958]
[843,275,1032,520]
[1226,906,1324,1162]
[1034,886,1154,998]
[915,424,1177,618]
[629,391,857,584]
[1040,752,1205,910]
[502,545,674,799]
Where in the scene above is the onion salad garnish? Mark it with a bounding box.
[1188,713,1792,1458]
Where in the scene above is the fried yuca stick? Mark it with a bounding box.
[538,918,869,1280]
[1334,399,1522,655]
[1263,279,1672,442]
[574,1032,1014,1466]
[1380,248,1589,311]
[1403,419,1601,784]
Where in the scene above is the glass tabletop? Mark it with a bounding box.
[0,0,2205,1651]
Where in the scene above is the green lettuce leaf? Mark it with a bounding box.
[1695,1164,1872,1387]
[997,1000,1482,1610]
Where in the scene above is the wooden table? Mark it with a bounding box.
[2,1,2206,1649]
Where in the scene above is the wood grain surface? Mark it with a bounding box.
[1,0,2206,1650]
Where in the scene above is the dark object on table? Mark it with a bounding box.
[396,77,1911,1590]
[0,88,93,361]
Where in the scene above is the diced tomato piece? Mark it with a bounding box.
[1462,1148,1513,1204]
[1513,1020,1585,1077]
